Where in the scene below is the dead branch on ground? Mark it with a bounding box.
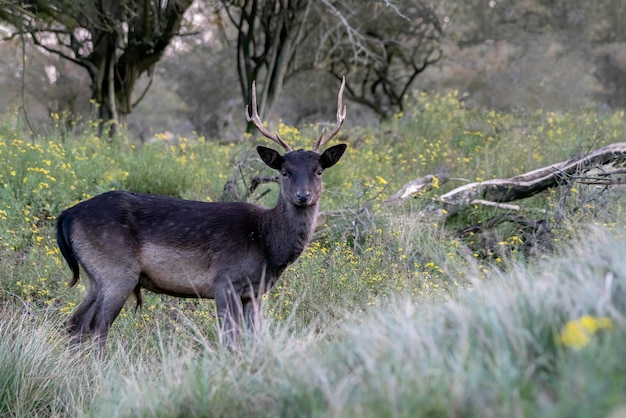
[434,142,626,215]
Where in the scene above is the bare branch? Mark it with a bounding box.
[385,173,451,205]
[317,0,443,118]
[249,175,279,194]
[469,199,521,211]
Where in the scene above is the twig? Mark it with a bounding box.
[248,175,279,194]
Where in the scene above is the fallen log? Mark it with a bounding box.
[437,142,626,215]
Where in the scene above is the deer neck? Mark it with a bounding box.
[260,198,319,272]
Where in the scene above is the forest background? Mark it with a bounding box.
[0,0,625,140]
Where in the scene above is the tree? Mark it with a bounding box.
[218,0,443,125]
[0,0,194,135]
[317,1,443,118]
[220,0,313,126]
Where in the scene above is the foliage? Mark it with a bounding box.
[452,0,626,46]
[1,95,626,415]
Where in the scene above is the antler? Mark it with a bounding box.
[245,81,292,152]
[314,76,347,152]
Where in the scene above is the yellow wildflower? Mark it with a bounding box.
[559,315,614,349]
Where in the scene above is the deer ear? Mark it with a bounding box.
[320,144,347,169]
[257,146,284,170]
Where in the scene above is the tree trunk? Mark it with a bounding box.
[231,0,311,133]
[12,0,193,138]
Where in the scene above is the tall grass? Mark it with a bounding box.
[1,94,625,416]
[0,308,94,416]
[1,228,624,417]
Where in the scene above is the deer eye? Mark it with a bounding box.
[281,170,289,177]
[316,169,323,176]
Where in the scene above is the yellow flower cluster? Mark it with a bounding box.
[559,315,614,349]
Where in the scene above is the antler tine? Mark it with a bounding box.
[245,81,292,152]
[314,76,347,152]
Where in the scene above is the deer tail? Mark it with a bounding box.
[56,211,80,287]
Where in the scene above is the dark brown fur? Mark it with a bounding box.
[56,145,346,348]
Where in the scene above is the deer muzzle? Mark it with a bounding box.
[295,190,311,205]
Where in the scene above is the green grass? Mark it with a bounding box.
[1,94,625,416]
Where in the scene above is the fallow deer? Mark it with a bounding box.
[56,78,347,348]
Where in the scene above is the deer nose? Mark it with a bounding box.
[295,191,310,204]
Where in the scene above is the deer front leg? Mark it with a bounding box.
[243,296,263,335]
[215,285,244,348]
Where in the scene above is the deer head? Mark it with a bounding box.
[246,77,347,207]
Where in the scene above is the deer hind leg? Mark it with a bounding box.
[67,276,99,346]
[242,296,263,335]
[68,262,140,349]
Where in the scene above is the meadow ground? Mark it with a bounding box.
[1,93,625,417]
